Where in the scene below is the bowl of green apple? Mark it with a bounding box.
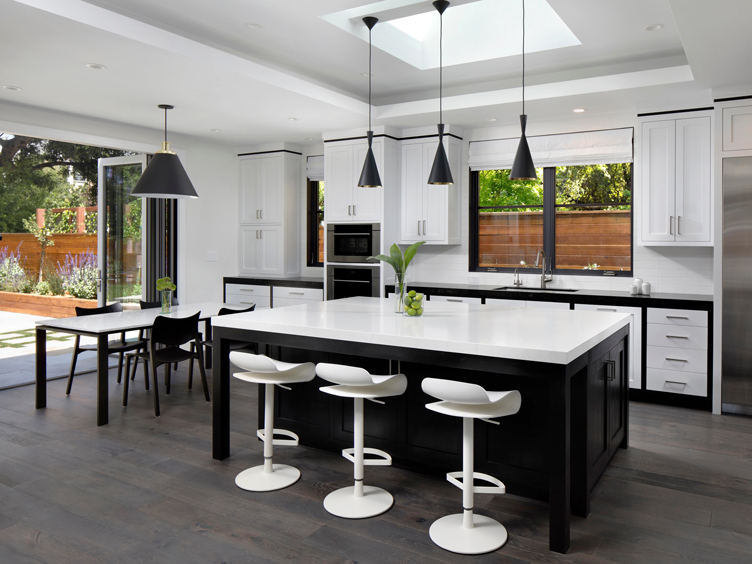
[403,290,425,317]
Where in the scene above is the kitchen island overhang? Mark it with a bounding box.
[211,297,631,554]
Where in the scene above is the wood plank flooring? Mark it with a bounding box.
[0,363,750,563]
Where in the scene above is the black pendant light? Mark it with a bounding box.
[509,0,536,181]
[132,104,199,199]
[427,0,454,185]
[357,16,382,188]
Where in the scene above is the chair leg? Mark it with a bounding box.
[151,361,160,417]
[142,357,150,391]
[165,363,171,395]
[131,356,139,380]
[66,336,81,395]
[195,339,210,402]
[123,356,131,407]
[117,352,124,384]
[188,342,195,390]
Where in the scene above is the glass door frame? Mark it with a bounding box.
[97,155,148,307]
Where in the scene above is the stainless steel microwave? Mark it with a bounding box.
[326,223,380,263]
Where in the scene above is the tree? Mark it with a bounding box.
[21,215,55,283]
[555,164,631,209]
[478,169,543,208]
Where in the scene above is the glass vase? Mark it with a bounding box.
[160,289,173,314]
[395,273,408,314]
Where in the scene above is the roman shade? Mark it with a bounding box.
[468,127,633,171]
[306,155,325,182]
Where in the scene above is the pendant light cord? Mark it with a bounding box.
[522,0,525,116]
[164,107,168,143]
[439,10,443,125]
[368,26,372,131]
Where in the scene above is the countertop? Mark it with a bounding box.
[224,276,324,289]
[213,296,630,365]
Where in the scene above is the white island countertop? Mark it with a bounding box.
[213,297,630,365]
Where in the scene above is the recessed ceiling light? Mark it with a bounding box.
[485,117,497,122]
[644,24,663,32]
[288,117,301,121]
[361,72,373,78]
[209,129,221,132]
[3,85,22,91]
[86,63,107,70]
[245,22,262,30]
[573,108,586,113]
[305,138,315,141]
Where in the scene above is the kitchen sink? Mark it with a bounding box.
[493,286,579,292]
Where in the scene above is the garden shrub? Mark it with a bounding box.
[0,245,33,293]
[57,249,97,299]
[34,280,52,296]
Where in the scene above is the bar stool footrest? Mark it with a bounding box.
[342,447,392,466]
[257,428,299,446]
[446,471,505,494]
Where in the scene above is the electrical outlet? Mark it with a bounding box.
[468,275,480,285]
[206,251,218,262]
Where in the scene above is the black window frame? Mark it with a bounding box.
[469,165,633,277]
[306,179,324,267]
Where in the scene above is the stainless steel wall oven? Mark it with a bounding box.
[326,223,380,263]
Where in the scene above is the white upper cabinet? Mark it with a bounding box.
[722,105,752,151]
[398,136,461,245]
[640,115,711,245]
[324,139,383,223]
[240,156,282,224]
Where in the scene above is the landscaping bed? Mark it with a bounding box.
[0,291,96,318]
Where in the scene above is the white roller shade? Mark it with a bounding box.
[468,128,633,171]
[306,155,324,181]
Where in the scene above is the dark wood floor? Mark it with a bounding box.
[0,363,750,564]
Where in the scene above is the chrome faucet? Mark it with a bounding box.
[535,250,554,289]
[513,268,523,287]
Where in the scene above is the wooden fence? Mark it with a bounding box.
[479,210,631,271]
[0,233,98,277]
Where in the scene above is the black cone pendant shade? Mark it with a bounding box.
[132,105,198,199]
[358,16,382,188]
[428,0,453,185]
[509,0,536,181]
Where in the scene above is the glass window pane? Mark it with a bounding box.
[477,169,544,269]
[554,164,632,272]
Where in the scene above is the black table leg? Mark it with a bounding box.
[97,334,109,426]
[549,370,571,554]
[35,327,46,409]
[212,332,231,460]
[620,333,630,450]
[205,319,213,369]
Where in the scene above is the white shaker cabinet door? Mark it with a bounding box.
[400,142,424,243]
[258,226,283,276]
[352,141,382,222]
[239,158,260,224]
[325,144,355,222]
[675,117,711,243]
[239,227,262,274]
[422,141,447,242]
[257,157,282,224]
[641,120,676,242]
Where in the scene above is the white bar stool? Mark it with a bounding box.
[231,352,315,492]
[422,378,522,555]
[316,363,407,519]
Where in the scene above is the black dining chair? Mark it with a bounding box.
[66,302,148,395]
[122,312,209,417]
[127,298,180,385]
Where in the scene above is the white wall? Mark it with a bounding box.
[407,112,714,295]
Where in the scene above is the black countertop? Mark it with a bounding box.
[224,276,324,289]
[384,281,713,310]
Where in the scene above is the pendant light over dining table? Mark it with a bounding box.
[357,16,382,188]
[131,104,199,199]
[427,0,453,186]
[509,0,537,181]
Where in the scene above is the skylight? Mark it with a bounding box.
[322,0,581,70]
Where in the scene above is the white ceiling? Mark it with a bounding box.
[0,0,751,147]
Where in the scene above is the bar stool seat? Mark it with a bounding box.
[422,378,522,555]
[317,363,407,519]
[231,352,315,492]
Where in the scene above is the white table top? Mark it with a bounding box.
[212,297,631,365]
[36,302,244,335]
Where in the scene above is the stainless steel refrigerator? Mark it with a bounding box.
[722,156,752,414]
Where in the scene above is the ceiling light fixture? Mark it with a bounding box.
[510,0,536,181]
[427,0,453,186]
[209,129,221,132]
[486,117,497,122]
[357,16,382,188]
[573,108,586,113]
[2,85,22,91]
[288,117,301,121]
[86,63,107,70]
[131,105,198,199]
[361,72,373,78]
[644,24,663,32]
[245,22,262,30]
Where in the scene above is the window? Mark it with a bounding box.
[307,179,324,266]
[470,163,632,275]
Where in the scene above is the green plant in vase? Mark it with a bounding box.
[368,241,425,315]
[156,276,176,313]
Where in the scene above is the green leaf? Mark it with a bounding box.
[389,244,404,274]
[367,254,397,272]
[403,241,425,270]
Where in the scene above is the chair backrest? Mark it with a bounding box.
[422,378,492,405]
[230,352,278,373]
[140,298,178,309]
[219,305,255,316]
[316,363,374,386]
[150,312,200,347]
[75,302,122,317]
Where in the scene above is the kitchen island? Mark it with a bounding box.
[211,297,630,554]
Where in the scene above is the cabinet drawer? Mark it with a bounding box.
[646,368,707,397]
[273,287,323,301]
[225,283,271,298]
[646,346,707,373]
[647,308,707,327]
[429,295,482,305]
[646,324,708,350]
[272,296,320,309]
[525,300,570,310]
[485,298,524,307]
[225,293,270,310]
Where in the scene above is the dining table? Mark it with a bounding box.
[35,301,244,426]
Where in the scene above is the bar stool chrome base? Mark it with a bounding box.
[429,514,508,554]
[235,464,300,492]
[323,485,394,519]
